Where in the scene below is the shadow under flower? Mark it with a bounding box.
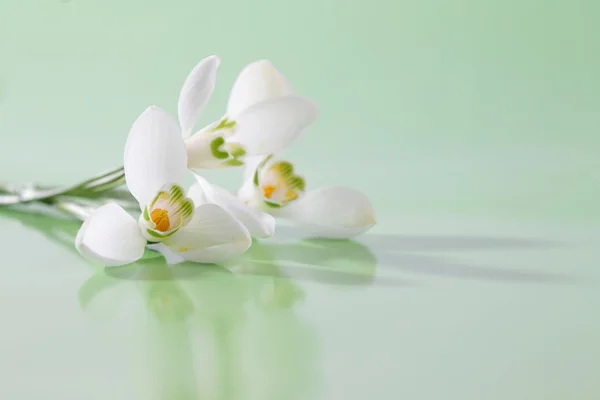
[0,206,576,287]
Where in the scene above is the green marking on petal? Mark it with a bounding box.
[253,154,275,187]
[146,227,180,240]
[264,200,282,209]
[150,190,168,208]
[271,161,294,177]
[168,185,185,203]
[210,137,229,160]
[142,206,150,221]
[175,199,195,219]
[253,169,260,187]
[287,176,306,191]
[211,117,237,132]
[228,143,246,159]
[223,159,244,167]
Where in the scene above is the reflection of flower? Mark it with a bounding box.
[77,240,351,400]
[1,207,380,399]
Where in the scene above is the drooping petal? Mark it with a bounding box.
[280,187,376,239]
[164,203,251,263]
[188,173,275,238]
[231,96,318,156]
[124,106,188,207]
[227,60,293,117]
[75,203,147,267]
[178,55,220,138]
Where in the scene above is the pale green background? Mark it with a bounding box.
[0,0,599,399]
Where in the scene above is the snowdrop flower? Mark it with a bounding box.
[239,155,376,238]
[229,60,376,238]
[177,56,319,169]
[75,106,252,267]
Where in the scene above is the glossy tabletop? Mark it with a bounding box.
[0,1,599,399]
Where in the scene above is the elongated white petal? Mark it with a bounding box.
[189,173,275,238]
[75,203,146,266]
[124,106,188,207]
[281,187,376,238]
[164,203,251,263]
[232,96,318,156]
[227,60,293,117]
[178,56,220,138]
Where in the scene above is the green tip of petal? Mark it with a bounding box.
[210,137,229,160]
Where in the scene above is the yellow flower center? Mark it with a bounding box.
[150,208,171,232]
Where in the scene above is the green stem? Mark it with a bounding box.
[0,166,125,206]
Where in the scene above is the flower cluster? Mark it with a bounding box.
[75,57,376,266]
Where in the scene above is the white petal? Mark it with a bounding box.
[227,60,293,117]
[232,96,318,156]
[189,173,275,238]
[178,55,220,138]
[282,187,376,238]
[75,203,146,267]
[242,155,266,183]
[124,106,188,207]
[184,124,230,169]
[147,243,186,265]
[164,203,251,263]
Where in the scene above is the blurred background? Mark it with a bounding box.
[0,1,598,399]
[1,0,597,224]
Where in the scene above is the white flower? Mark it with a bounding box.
[229,60,376,238]
[75,106,252,267]
[177,56,319,169]
[239,155,376,238]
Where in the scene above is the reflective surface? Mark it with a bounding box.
[1,0,599,399]
[1,207,598,399]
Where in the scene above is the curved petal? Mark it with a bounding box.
[189,173,275,238]
[164,203,251,263]
[75,203,146,267]
[178,55,220,138]
[281,187,376,239]
[232,96,318,156]
[124,106,188,207]
[227,60,293,117]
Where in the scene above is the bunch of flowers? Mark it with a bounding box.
[0,56,376,267]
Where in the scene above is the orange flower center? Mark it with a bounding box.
[150,208,171,232]
[263,185,276,199]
